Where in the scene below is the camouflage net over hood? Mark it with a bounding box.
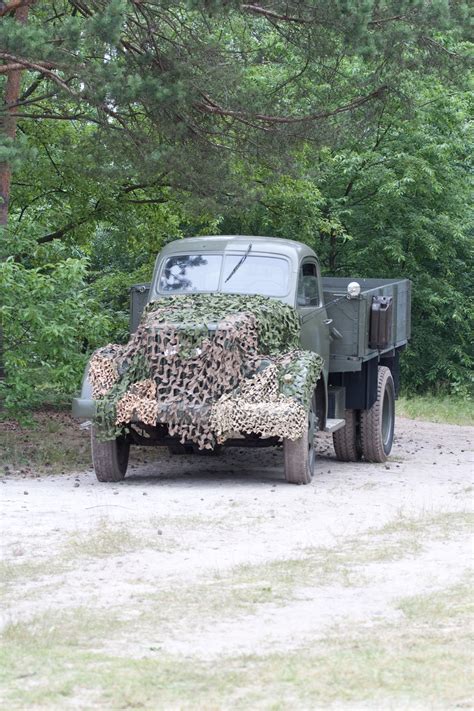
[89,294,323,448]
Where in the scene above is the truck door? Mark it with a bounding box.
[297,259,330,383]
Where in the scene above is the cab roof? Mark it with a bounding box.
[159,235,317,261]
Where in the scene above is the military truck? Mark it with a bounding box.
[73,236,411,485]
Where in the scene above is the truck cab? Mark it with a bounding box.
[140,235,331,412]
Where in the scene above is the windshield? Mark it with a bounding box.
[158,253,290,297]
[159,255,222,293]
[221,255,289,296]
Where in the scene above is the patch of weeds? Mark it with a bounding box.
[132,509,473,635]
[64,518,172,559]
[0,583,472,710]
[149,512,228,533]
[135,545,379,633]
[1,607,123,649]
[0,557,64,591]
[397,395,473,426]
[0,410,91,473]
[341,510,473,572]
[397,574,473,623]
[373,509,473,539]
[1,519,173,598]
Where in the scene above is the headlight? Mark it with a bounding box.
[347,281,361,298]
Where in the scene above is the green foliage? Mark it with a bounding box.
[220,83,473,396]
[0,252,111,410]
[397,395,473,427]
[1,1,472,409]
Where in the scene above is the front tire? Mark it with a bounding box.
[91,426,130,482]
[360,366,395,463]
[283,394,317,485]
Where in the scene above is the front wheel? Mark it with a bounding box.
[283,394,317,485]
[360,366,395,463]
[91,426,130,482]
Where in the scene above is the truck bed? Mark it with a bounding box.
[322,277,411,372]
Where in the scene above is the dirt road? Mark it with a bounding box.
[1,416,473,709]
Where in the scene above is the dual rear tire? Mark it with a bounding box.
[333,366,395,464]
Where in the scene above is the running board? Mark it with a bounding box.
[324,418,345,433]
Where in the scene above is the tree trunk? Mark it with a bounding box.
[0,3,31,226]
[0,3,31,382]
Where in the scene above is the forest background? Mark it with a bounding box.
[0,0,472,413]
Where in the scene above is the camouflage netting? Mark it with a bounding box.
[89,294,323,448]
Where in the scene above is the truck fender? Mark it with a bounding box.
[71,362,96,420]
[80,362,93,400]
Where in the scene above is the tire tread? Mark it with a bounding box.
[333,409,361,462]
[91,426,129,482]
[360,366,394,463]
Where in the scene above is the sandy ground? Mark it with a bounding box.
[1,415,472,664]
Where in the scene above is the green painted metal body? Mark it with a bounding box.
[73,236,411,423]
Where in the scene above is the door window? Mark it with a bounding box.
[297,262,320,306]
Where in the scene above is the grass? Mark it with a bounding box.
[122,509,474,636]
[0,510,472,708]
[397,573,473,622]
[0,518,176,607]
[0,410,91,473]
[397,394,473,426]
[0,409,161,474]
[371,508,473,538]
[0,579,472,710]
[2,509,470,625]
[64,519,155,559]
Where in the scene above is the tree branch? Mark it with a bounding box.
[124,197,167,205]
[0,53,73,93]
[367,14,407,28]
[0,51,132,131]
[241,4,307,24]
[420,36,458,58]
[37,212,97,244]
[196,86,388,126]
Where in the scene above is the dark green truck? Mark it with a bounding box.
[73,235,411,484]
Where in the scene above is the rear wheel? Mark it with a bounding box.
[91,426,130,482]
[333,409,362,462]
[283,394,317,485]
[360,366,395,462]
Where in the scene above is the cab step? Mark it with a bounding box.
[324,418,345,433]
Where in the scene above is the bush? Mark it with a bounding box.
[0,257,112,411]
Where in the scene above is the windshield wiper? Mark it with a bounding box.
[224,242,252,284]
